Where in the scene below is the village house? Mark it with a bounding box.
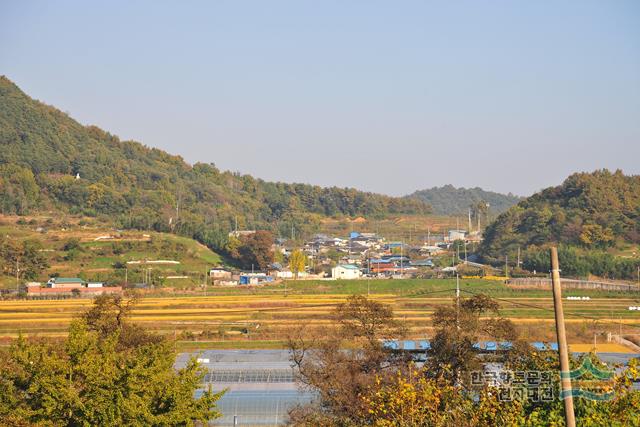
[209,267,232,279]
[448,229,467,242]
[239,273,274,285]
[47,277,85,288]
[331,264,362,280]
[27,278,121,297]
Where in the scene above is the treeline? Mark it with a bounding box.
[523,245,640,281]
[406,184,521,215]
[0,76,430,254]
[480,170,640,279]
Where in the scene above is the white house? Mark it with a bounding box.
[331,264,362,280]
[448,230,467,241]
[87,282,104,288]
[209,268,232,279]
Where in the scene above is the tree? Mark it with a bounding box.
[0,164,40,214]
[427,294,519,386]
[288,249,306,279]
[0,294,223,426]
[236,230,274,270]
[580,223,615,249]
[288,295,407,425]
[0,237,49,281]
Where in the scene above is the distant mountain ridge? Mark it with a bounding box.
[0,76,429,250]
[406,185,522,215]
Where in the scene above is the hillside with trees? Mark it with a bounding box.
[479,170,640,279]
[406,185,521,216]
[0,76,429,255]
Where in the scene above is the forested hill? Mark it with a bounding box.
[479,170,640,265]
[405,185,521,215]
[0,76,429,246]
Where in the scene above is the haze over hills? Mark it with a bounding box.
[406,185,522,216]
[0,76,430,250]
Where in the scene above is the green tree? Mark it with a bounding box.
[0,237,49,281]
[0,164,40,214]
[0,294,223,426]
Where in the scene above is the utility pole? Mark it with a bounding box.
[550,247,576,427]
[15,258,19,292]
[464,241,467,264]
[456,274,460,330]
[517,246,521,270]
[400,241,404,276]
[468,208,472,233]
[505,255,508,278]
[367,257,371,296]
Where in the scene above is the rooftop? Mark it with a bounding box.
[50,277,85,283]
[336,264,360,270]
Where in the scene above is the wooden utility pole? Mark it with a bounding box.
[504,255,508,278]
[15,258,20,292]
[455,273,460,330]
[550,247,576,427]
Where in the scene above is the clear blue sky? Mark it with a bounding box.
[1,0,639,196]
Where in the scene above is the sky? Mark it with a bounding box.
[1,1,639,197]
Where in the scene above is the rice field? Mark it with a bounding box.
[1,278,639,351]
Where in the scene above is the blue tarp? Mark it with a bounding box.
[402,340,417,350]
[418,340,431,350]
[383,340,399,350]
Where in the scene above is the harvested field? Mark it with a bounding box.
[1,279,639,351]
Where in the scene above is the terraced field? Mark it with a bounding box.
[1,279,639,351]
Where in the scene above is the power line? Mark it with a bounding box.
[460,288,640,331]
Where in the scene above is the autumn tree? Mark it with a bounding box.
[427,293,520,386]
[288,249,306,279]
[236,230,274,270]
[288,295,407,425]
